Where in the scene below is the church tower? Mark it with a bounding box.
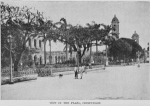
[111,15,119,39]
[132,31,139,44]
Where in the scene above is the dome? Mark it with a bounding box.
[111,15,119,23]
[132,31,139,38]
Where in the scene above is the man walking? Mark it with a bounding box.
[74,66,78,79]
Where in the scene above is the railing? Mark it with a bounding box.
[36,68,52,77]
[1,67,37,77]
[36,67,75,77]
[1,67,38,85]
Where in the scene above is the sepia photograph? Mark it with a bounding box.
[1,0,150,104]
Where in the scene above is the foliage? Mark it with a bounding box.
[20,48,36,67]
[109,37,142,60]
[51,19,113,64]
[83,55,91,64]
[1,2,44,71]
[35,15,57,65]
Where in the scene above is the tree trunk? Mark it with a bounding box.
[96,40,98,53]
[105,45,108,66]
[49,40,51,64]
[70,52,72,59]
[44,40,46,66]
[13,51,24,72]
[90,41,92,63]
[78,50,82,64]
[66,42,68,61]
[69,45,72,59]
[14,61,19,72]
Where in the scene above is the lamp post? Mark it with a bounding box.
[7,34,14,84]
[136,51,141,67]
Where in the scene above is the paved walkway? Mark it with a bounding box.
[1,63,150,100]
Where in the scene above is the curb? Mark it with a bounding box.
[1,74,38,85]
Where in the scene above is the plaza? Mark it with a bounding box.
[1,2,150,103]
[1,63,149,100]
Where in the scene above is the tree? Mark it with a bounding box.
[121,38,142,59]
[100,24,115,46]
[35,13,55,65]
[20,47,36,67]
[1,3,42,71]
[109,38,142,61]
[52,22,92,64]
[59,18,70,60]
[86,22,101,53]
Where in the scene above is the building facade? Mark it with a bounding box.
[27,36,77,65]
[46,51,77,64]
[26,36,45,65]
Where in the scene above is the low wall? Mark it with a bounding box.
[36,67,75,77]
[1,74,38,85]
[36,65,104,77]
[1,67,38,85]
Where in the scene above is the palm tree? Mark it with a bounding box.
[100,24,114,66]
[86,22,101,63]
[60,18,69,61]
[36,14,54,66]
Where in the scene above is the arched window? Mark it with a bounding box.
[49,56,52,64]
[34,55,37,63]
[55,56,57,64]
[58,56,60,63]
[34,39,36,48]
[29,38,31,47]
[39,40,41,48]
[40,56,42,65]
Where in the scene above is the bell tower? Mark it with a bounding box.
[111,15,119,39]
[132,31,139,44]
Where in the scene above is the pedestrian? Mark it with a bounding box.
[79,65,85,79]
[89,62,92,69]
[84,64,88,74]
[74,66,78,79]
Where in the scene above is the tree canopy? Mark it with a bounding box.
[1,2,144,68]
[109,37,142,61]
[1,2,45,70]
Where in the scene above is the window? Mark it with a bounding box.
[29,38,31,47]
[39,40,41,48]
[34,39,36,48]
[40,56,42,65]
[55,56,57,64]
[34,55,37,63]
[49,56,52,64]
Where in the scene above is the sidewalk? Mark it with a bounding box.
[51,63,145,77]
[52,67,105,77]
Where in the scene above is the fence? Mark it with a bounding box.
[2,64,104,78]
[36,67,75,77]
[1,67,37,77]
[1,67,38,85]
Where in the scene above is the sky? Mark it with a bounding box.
[3,0,150,51]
